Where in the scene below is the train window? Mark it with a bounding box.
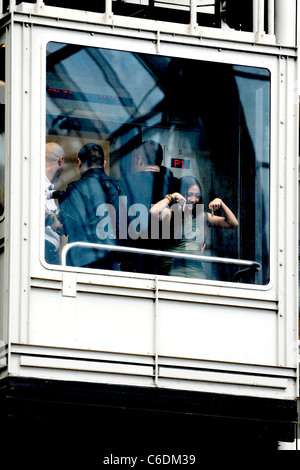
[45,42,270,285]
[0,44,5,221]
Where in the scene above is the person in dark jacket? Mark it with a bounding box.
[60,143,123,269]
[120,140,178,274]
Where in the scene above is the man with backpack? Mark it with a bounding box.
[60,143,123,269]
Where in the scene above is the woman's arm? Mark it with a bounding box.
[207,198,239,228]
[150,192,186,221]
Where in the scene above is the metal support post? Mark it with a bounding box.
[275,0,297,46]
[190,0,198,31]
[268,0,275,35]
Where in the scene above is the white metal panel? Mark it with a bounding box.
[29,288,155,354]
[9,343,297,399]
[275,53,299,367]
[0,252,6,349]
[0,29,9,375]
[158,299,278,365]
[159,368,288,389]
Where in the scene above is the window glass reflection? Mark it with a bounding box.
[45,42,270,285]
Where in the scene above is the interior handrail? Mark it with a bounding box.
[61,241,262,272]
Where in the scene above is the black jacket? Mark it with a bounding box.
[120,169,179,274]
[60,167,123,267]
[120,169,178,246]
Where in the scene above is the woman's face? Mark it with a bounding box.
[187,184,201,205]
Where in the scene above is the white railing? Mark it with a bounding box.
[61,241,262,279]
[253,0,267,34]
[253,0,296,45]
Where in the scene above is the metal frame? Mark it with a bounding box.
[34,21,293,296]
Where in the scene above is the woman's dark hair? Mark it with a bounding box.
[180,176,203,204]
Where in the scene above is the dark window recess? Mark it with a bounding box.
[16,0,36,4]
[43,0,105,13]
[224,0,253,32]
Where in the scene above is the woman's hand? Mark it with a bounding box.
[150,192,186,220]
[209,198,222,217]
[171,192,186,209]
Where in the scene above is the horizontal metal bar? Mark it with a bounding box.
[61,242,262,271]
[157,1,216,7]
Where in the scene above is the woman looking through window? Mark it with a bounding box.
[150,176,239,279]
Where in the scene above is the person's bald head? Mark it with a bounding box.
[46,142,65,183]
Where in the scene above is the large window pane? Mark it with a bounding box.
[45,42,270,285]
